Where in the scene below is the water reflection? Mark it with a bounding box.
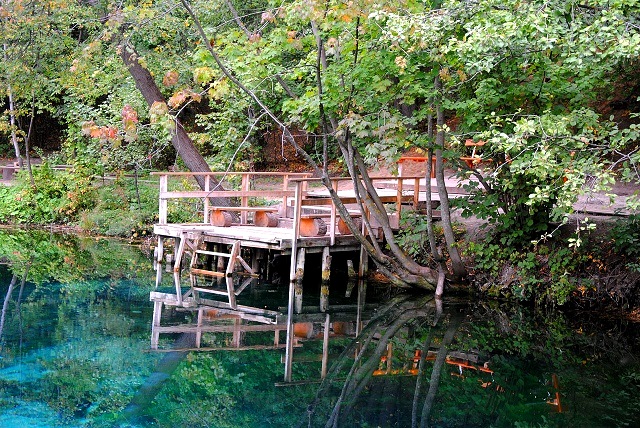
[0,230,639,427]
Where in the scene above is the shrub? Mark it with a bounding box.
[0,163,95,224]
[80,177,158,237]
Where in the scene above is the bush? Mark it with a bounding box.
[0,163,95,224]
[79,177,158,237]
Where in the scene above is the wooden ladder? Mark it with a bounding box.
[189,240,258,309]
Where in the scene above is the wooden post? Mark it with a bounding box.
[281,174,289,217]
[241,173,250,224]
[294,247,306,314]
[321,313,330,379]
[346,259,356,280]
[320,247,331,312]
[173,234,187,306]
[155,236,163,288]
[151,300,162,349]
[330,179,338,245]
[165,254,173,273]
[159,174,168,225]
[225,276,237,309]
[396,176,403,219]
[285,180,303,382]
[233,318,242,348]
[217,245,226,273]
[195,308,203,348]
[251,248,260,279]
[204,175,210,223]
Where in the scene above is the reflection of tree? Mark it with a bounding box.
[1,265,28,348]
[0,229,154,285]
[302,295,466,428]
[416,308,462,428]
[0,275,17,342]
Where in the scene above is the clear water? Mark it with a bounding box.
[1,230,639,427]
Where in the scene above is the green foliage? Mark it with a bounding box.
[466,238,589,305]
[151,353,240,427]
[609,214,640,271]
[39,358,100,418]
[396,211,465,264]
[376,0,640,248]
[79,177,158,237]
[0,163,95,225]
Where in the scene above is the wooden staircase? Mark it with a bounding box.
[172,232,258,309]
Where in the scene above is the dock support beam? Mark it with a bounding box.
[320,247,331,312]
[195,308,204,348]
[294,247,306,314]
[155,236,164,288]
[358,245,369,278]
[151,300,162,349]
[321,313,330,379]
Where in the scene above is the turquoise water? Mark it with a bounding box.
[1,230,639,427]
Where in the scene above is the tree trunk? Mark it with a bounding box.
[119,43,229,204]
[434,75,466,280]
[4,42,23,169]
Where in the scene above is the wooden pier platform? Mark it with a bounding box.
[148,170,458,382]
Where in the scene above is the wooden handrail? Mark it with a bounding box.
[155,171,423,227]
[151,171,312,177]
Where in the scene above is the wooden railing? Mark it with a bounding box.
[151,171,312,225]
[152,171,426,231]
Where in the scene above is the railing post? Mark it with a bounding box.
[241,173,250,224]
[159,174,168,225]
[330,179,338,246]
[204,174,210,224]
[282,174,289,217]
[396,176,403,219]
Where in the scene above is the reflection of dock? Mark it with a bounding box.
[149,279,370,381]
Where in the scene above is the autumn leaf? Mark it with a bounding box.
[163,70,179,86]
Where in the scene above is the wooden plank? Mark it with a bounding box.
[154,324,287,334]
[158,175,168,224]
[300,195,414,206]
[191,268,226,278]
[151,171,311,177]
[151,344,299,352]
[149,292,280,320]
[192,287,231,295]
[210,206,279,211]
[161,190,295,199]
[195,249,233,258]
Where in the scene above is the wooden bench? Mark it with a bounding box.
[210,206,279,227]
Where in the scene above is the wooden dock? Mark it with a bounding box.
[151,171,438,300]
[149,170,451,381]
